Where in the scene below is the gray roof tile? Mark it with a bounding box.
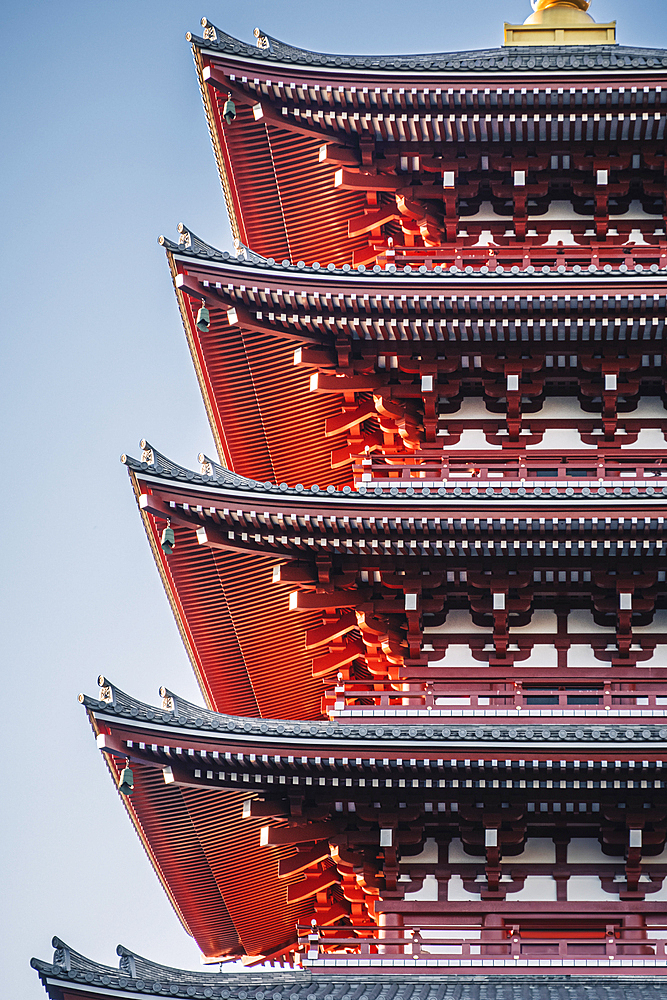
[188,22,667,75]
[31,938,667,1000]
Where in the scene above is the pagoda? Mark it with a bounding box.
[33,1,667,995]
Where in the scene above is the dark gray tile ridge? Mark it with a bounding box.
[120,440,667,505]
[121,439,260,490]
[159,228,667,281]
[189,21,667,74]
[31,936,312,992]
[83,677,667,747]
[30,938,667,997]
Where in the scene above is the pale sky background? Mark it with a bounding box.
[2,1,666,996]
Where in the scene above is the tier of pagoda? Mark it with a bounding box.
[33,2,667,995]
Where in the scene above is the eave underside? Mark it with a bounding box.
[100,748,310,959]
[201,63,369,266]
[138,497,324,719]
[174,266,351,488]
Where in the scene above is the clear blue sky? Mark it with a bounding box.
[1,1,665,996]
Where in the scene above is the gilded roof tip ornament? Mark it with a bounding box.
[531,0,591,10]
[505,0,615,46]
[525,0,595,23]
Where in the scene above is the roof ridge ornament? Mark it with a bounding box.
[254,27,271,50]
[233,237,269,264]
[198,451,228,477]
[200,17,217,42]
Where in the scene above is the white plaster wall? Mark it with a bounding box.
[567,643,610,668]
[538,398,588,420]
[528,428,596,450]
[445,429,502,451]
[443,398,493,421]
[625,428,666,449]
[403,838,439,864]
[630,398,667,419]
[511,610,558,635]
[568,610,614,634]
[520,645,559,668]
[447,873,481,901]
[568,839,617,864]
[408,874,439,901]
[448,838,476,864]
[430,646,488,670]
[642,846,667,864]
[510,876,558,902]
[634,612,667,634]
[567,875,611,902]
[510,839,556,864]
[427,610,487,635]
[645,881,667,901]
[643,645,667,667]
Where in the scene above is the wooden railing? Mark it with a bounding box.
[298,922,667,967]
[373,243,667,273]
[323,680,667,715]
[355,452,667,485]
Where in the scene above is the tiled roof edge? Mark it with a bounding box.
[159,229,667,282]
[30,939,667,997]
[188,23,667,74]
[31,937,311,991]
[81,678,667,746]
[121,443,667,505]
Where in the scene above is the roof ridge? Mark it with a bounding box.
[188,21,667,73]
[81,678,667,747]
[160,224,667,281]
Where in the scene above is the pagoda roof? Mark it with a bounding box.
[124,442,667,509]
[162,233,667,496]
[83,678,667,755]
[160,231,352,489]
[185,24,667,268]
[162,229,667,281]
[123,443,667,715]
[123,444,324,720]
[189,22,667,76]
[32,938,667,999]
[82,682,316,960]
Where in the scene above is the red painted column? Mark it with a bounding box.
[378,911,404,956]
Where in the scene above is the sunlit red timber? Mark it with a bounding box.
[34,2,667,991]
[81,677,667,971]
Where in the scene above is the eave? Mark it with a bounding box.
[190,22,667,78]
[33,939,667,998]
[84,682,667,761]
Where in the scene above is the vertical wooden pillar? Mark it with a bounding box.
[481,913,506,956]
[377,911,404,955]
[620,914,651,955]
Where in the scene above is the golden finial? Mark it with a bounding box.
[504,0,615,46]
[526,0,594,23]
[532,0,591,11]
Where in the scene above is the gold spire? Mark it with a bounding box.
[532,0,591,11]
[504,0,616,46]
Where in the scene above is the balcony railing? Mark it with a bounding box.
[298,922,667,972]
[370,242,667,274]
[354,452,667,487]
[324,680,667,719]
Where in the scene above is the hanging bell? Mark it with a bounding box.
[223,95,236,124]
[196,305,210,332]
[161,526,175,555]
[118,765,134,796]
